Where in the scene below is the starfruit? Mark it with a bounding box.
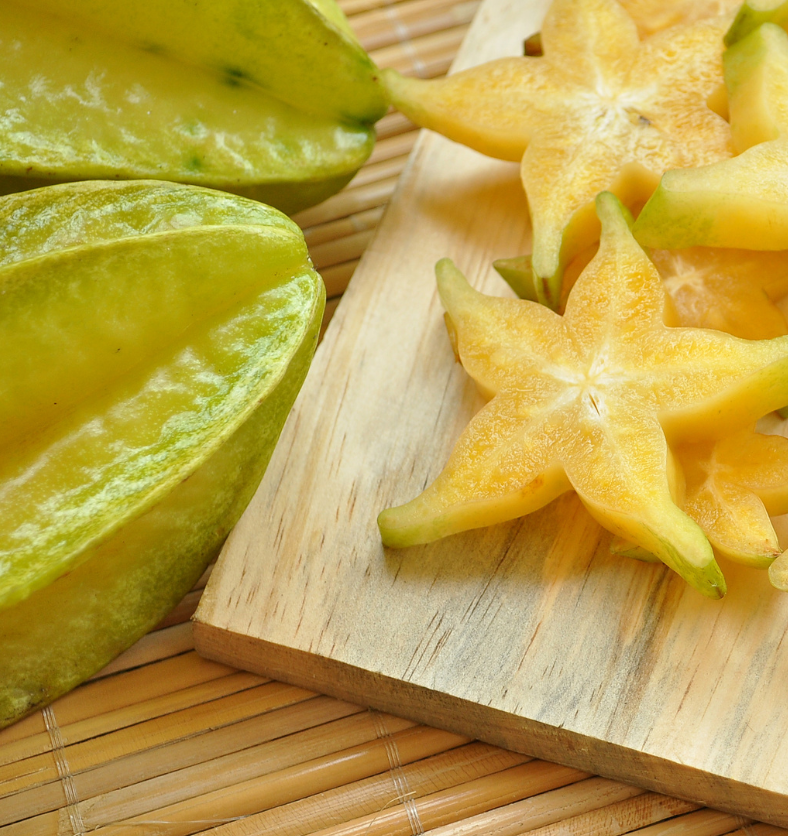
[620,0,740,38]
[495,245,788,339]
[725,0,788,45]
[380,0,732,308]
[378,193,788,599]
[675,427,788,566]
[633,21,788,249]
[0,0,387,215]
[0,180,324,727]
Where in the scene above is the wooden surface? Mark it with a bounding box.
[191,0,788,826]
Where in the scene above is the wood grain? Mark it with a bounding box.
[194,0,788,825]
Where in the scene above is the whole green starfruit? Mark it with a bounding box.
[0,180,325,727]
[0,0,387,214]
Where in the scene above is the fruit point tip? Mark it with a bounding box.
[768,549,788,591]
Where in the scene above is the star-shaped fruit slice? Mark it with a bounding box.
[378,193,788,599]
[633,21,788,249]
[620,0,740,38]
[495,246,788,339]
[675,426,788,566]
[380,0,732,308]
[613,423,788,570]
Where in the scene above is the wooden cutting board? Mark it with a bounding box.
[194,0,788,824]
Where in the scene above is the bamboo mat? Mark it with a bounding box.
[2,2,786,834]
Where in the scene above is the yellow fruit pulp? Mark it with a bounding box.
[677,427,788,566]
[497,245,788,339]
[379,194,788,598]
[381,0,732,308]
[633,22,788,249]
[620,0,740,38]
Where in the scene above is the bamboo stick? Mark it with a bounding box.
[370,25,472,77]
[629,808,753,835]
[73,709,409,834]
[0,668,260,786]
[0,681,315,799]
[69,700,378,822]
[291,760,585,836]
[516,794,709,836]
[349,153,413,190]
[375,111,418,142]
[1,697,366,834]
[0,652,235,761]
[304,207,384,249]
[321,261,361,301]
[352,0,480,52]
[340,0,404,16]
[293,176,400,230]
[156,738,517,836]
[310,228,377,273]
[0,653,232,768]
[366,131,419,167]
[321,297,343,340]
[84,726,470,836]
[418,776,646,836]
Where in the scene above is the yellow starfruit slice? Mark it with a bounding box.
[633,22,788,249]
[675,427,788,566]
[380,0,732,308]
[497,246,788,340]
[0,180,324,727]
[620,0,740,38]
[0,0,386,215]
[379,193,788,599]
[651,248,788,338]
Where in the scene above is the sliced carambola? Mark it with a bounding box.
[0,0,387,214]
[380,0,732,308]
[0,181,325,727]
[497,245,788,339]
[675,427,788,567]
[725,0,788,46]
[633,23,788,249]
[379,193,788,598]
[619,0,740,38]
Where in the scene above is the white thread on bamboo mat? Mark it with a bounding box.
[371,710,425,835]
[43,705,87,836]
[384,6,428,77]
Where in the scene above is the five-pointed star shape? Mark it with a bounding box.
[382,0,733,308]
[677,426,788,566]
[378,194,788,599]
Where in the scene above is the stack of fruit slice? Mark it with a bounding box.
[378,0,788,597]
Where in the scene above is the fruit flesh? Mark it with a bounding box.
[619,0,740,38]
[0,181,324,726]
[0,0,384,214]
[633,23,788,249]
[677,428,788,566]
[380,0,732,308]
[379,193,788,598]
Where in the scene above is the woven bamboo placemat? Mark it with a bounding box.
[2,2,786,833]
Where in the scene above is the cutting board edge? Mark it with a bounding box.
[192,615,788,825]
